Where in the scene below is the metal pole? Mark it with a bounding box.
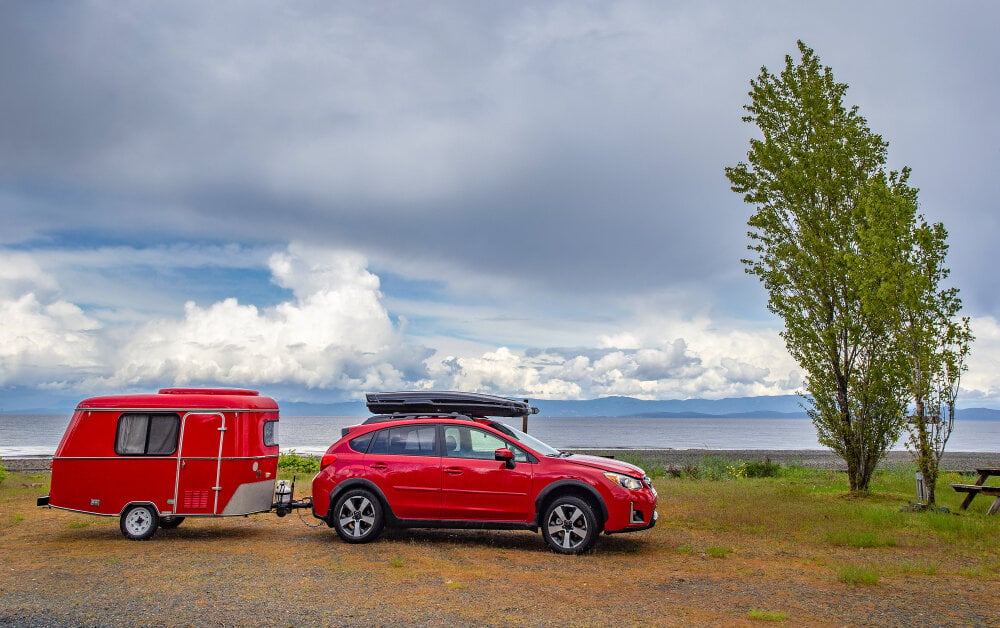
[522,399,529,433]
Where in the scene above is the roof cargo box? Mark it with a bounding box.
[365,391,538,418]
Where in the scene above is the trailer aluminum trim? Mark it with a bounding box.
[52,455,279,462]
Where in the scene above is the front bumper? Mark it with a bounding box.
[606,508,657,534]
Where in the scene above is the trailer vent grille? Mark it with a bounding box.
[183,490,210,510]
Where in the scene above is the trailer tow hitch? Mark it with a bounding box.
[272,478,313,517]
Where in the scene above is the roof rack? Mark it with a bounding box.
[361,412,478,426]
[364,391,539,418]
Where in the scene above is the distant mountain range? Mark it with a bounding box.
[4,392,999,420]
[278,395,1000,420]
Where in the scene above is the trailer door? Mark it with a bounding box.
[174,412,226,515]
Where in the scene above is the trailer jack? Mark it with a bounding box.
[272,478,313,517]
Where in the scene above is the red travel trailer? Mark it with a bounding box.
[37,388,302,539]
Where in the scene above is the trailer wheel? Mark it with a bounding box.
[120,504,159,540]
[332,489,384,544]
[159,516,185,529]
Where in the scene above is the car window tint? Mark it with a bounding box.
[349,431,375,453]
[387,425,437,456]
[367,429,388,455]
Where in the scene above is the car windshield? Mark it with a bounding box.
[488,422,561,457]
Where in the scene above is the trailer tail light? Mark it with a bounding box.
[320,454,338,470]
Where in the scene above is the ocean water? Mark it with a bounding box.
[2,414,998,457]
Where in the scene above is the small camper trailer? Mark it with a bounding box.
[37,388,299,539]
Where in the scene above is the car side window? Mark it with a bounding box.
[367,429,389,455]
[386,424,438,456]
[443,425,519,460]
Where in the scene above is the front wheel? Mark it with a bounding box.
[332,489,384,544]
[120,504,159,540]
[541,496,599,554]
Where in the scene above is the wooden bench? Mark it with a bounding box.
[951,467,1000,515]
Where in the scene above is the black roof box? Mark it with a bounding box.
[365,391,539,418]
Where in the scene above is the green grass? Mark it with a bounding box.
[836,565,880,586]
[747,608,788,622]
[706,546,732,558]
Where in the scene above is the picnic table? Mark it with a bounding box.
[951,467,1000,515]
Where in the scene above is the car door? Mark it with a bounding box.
[440,424,533,522]
[362,423,441,520]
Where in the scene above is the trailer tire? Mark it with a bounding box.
[332,489,384,544]
[159,516,185,529]
[120,504,159,540]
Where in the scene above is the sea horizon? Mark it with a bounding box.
[3,413,998,458]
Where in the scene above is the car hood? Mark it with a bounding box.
[559,453,647,477]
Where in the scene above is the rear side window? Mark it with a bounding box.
[116,413,180,455]
[349,432,375,453]
[263,420,279,447]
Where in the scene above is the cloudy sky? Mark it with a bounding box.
[2,1,998,409]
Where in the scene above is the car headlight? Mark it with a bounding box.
[603,472,645,490]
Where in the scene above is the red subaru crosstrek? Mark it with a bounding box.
[311,391,657,554]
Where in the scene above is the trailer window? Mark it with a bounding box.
[263,420,279,447]
[116,413,180,455]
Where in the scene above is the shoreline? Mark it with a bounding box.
[4,448,996,473]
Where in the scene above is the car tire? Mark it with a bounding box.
[120,504,159,540]
[541,496,599,554]
[159,516,185,529]
[332,489,384,544]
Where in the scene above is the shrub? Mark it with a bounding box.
[0,459,6,485]
[278,449,319,474]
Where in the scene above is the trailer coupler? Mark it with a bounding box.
[272,479,313,517]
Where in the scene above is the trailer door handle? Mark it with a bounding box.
[369,463,388,470]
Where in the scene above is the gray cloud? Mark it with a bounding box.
[2,2,999,403]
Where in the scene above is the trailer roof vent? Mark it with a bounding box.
[158,388,260,396]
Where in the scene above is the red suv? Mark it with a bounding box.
[311,392,657,554]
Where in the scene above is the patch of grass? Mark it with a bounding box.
[836,565,879,586]
[747,608,788,622]
[67,521,90,529]
[706,546,732,558]
[444,580,463,589]
[825,530,896,548]
[896,560,938,576]
[390,557,404,569]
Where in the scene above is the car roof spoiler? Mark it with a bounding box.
[365,391,539,418]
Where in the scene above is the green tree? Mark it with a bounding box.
[725,41,929,491]
[897,216,972,505]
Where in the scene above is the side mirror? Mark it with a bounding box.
[494,448,516,469]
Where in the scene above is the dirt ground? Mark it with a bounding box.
[2,471,997,627]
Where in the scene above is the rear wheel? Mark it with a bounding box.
[159,516,185,529]
[541,496,599,554]
[332,489,384,544]
[120,504,159,540]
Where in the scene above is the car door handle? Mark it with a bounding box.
[369,463,388,469]
[444,467,463,475]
